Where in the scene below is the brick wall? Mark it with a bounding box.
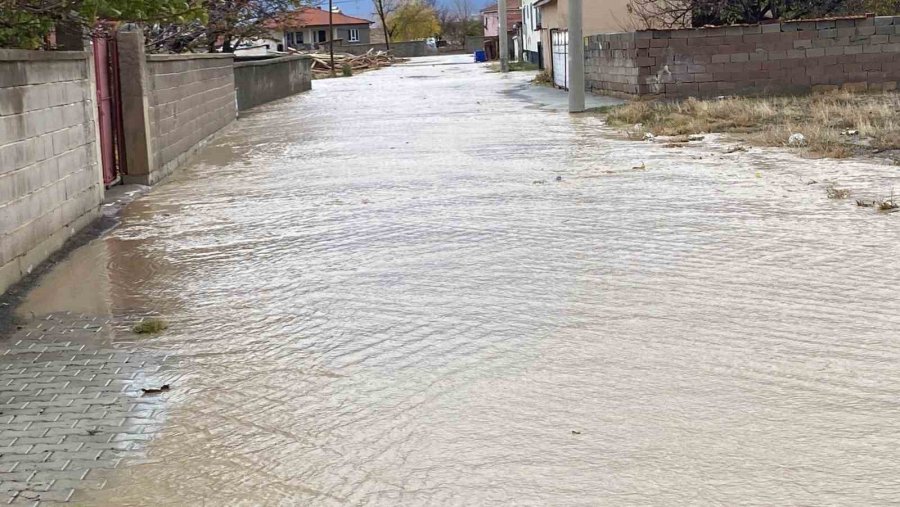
[0,50,102,295]
[586,15,900,98]
[144,54,236,184]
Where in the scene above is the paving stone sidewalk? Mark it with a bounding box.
[0,313,173,505]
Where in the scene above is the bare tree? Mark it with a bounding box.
[427,0,478,45]
[624,0,859,29]
[453,0,476,21]
[372,0,398,49]
[142,0,303,53]
[205,0,304,53]
[623,0,694,29]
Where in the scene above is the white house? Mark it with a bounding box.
[518,0,543,67]
[266,7,373,51]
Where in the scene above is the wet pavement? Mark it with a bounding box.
[3,54,900,505]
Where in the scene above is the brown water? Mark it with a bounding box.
[17,55,900,505]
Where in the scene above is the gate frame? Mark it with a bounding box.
[92,26,127,187]
[550,29,569,90]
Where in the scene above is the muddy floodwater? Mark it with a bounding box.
[12,55,900,504]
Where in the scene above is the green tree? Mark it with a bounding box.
[0,0,202,49]
[387,0,439,41]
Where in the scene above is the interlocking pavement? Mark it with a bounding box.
[0,313,173,505]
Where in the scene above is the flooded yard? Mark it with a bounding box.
[5,55,900,505]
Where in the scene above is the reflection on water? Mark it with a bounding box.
[20,56,900,504]
[17,240,114,317]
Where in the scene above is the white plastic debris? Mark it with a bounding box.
[788,133,807,147]
[643,132,655,141]
[841,129,859,136]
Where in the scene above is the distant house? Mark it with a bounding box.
[481,0,521,60]
[535,0,630,88]
[232,36,285,57]
[267,7,373,50]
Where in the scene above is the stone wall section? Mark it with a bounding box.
[0,50,102,294]
[145,54,236,184]
[234,55,312,111]
[586,15,900,97]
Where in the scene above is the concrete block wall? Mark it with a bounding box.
[144,54,236,184]
[0,50,102,295]
[586,15,900,98]
[234,55,312,111]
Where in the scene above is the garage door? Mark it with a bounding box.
[551,29,568,90]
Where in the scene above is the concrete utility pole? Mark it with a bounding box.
[329,0,336,77]
[568,0,585,112]
[498,0,509,72]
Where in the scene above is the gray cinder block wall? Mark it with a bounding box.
[146,54,235,182]
[234,55,312,111]
[585,15,900,98]
[0,49,103,295]
[117,30,236,186]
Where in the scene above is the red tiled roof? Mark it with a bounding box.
[267,7,373,29]
[482,0,522,13]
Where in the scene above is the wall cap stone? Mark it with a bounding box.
[146,53,234,61]
[234,55,312,68]
[0,49,89,61]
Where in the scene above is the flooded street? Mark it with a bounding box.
[5,54,900,504]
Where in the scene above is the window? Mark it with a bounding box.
[349,28,360,42]
[317,30,327,42]
[295,31,304,44]
[535,7,542,29]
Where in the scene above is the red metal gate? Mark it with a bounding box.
[92,29,126,186]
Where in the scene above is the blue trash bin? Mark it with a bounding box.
[474,50,486,63]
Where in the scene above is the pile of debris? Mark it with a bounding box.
[302,49,403,77]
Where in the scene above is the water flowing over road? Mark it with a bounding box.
[7,55,900,505]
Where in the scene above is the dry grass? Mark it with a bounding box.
[489,61,540,72]
[133,318,168,334]
[825,184,852,199]
[532,70,552,86]
[605,91,900,159]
